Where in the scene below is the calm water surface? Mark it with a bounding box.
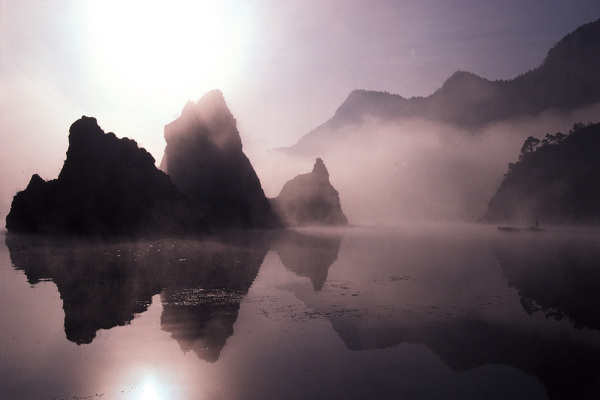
[1,224,600,399]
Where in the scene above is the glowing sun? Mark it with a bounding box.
[85,0,254,96]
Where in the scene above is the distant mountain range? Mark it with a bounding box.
[284,18,600,155]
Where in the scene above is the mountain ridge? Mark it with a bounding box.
[284,18,600,155]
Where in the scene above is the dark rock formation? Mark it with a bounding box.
[270,158,348,226]
[6,117,198,237]
[283,18,600,155]
[483,122,600,224]
[161,90,279,229]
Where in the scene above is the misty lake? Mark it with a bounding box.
[2,224,600,400]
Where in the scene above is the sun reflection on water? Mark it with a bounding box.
[139,378,162,400]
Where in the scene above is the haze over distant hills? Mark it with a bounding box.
[284,18,600,156]
[253,17,600,225]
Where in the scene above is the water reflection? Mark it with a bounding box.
[159,237,268,362]
[6,233,269,351]
[6,235,169,344]
[330,315,600,399]
[272,229,342,290]
[284,228,600,400]
[6,227,600,399]
[5,229,340,360]
[492,232,600,330]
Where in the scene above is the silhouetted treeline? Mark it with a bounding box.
[484,122,600,224]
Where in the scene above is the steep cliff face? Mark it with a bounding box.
[6,116,198,237]
[161,90,279,229]
[271,158,348,226]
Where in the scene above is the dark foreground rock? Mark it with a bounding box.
[270,158,348,226]
[160,90,280,229]
[6,117,200,237]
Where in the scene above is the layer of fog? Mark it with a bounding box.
[2,100,599,230]
[250,103,600,227]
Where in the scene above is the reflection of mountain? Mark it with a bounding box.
[297,295,600,400]
[272,229,342,290]
[492,233,600,330]
[160,236,269,362]
[6,233,269,355]
[6,235,170,344]
[333,315,600,400]
[285,230,600,400]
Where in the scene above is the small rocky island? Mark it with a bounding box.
[270,158,349,226]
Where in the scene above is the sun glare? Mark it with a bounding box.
[138,377,163,400]
[140,382,161,400]
[86,0,253,97]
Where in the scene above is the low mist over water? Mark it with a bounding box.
[2,224,600,399]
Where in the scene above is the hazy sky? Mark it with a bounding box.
[1,0,600,221]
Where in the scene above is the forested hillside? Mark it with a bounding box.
[484,122,600,224]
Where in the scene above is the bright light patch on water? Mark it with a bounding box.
[139,378,161,400]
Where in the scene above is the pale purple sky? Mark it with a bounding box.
[1,0,600,220]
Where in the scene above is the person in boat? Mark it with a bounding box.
[529,218,539,231]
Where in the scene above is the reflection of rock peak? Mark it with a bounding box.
[273,229,342,291]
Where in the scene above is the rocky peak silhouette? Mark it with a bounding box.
[270,158,348,226]
[161,90,279,229]
[164,90,242,154]
[6,116,198,237]
[312,157,329,179]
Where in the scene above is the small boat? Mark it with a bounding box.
[497,226,545,233]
